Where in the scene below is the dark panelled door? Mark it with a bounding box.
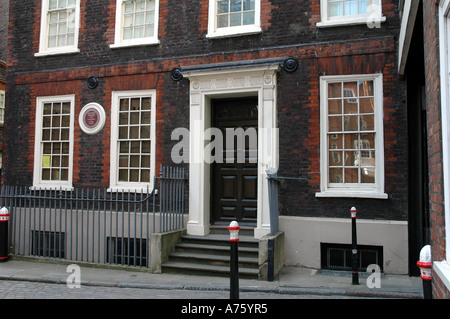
[211,97,258,226]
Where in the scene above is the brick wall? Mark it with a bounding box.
[5,0,407,221]
[0,0,9,62]
[422,0,449,298]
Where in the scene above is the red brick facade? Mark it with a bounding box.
[5,0,413,272]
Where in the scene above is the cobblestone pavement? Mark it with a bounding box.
[0,279,359,299]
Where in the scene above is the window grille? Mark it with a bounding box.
[320,243,383,272]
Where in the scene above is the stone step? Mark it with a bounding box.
[162,261,259,279]
[169,251,259,268]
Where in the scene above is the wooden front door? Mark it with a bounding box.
[211,97,258,226]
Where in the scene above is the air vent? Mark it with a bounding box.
[320,243,383,272]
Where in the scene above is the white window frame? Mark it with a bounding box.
[316,73,387,199]
[206,0,261,39]
[317,0,386,28]
[110,0,160,49]
[109,90,157,192]
[33,95,75,190]
[436,0,450,291]
[0,90,4,125]
[35,0,81,57]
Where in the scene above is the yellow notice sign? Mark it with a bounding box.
[42,155,51,168]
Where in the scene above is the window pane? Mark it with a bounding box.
[217,15,228,28]
[130,169,139,182]
[134,26,144,38]
[328,82,341,98]
[123,28,133,40]
[61,169,68,180]
[131,98,140,110]
[142,141,151,153]
[230,13,241,26]
[359,98,374,113]
[328,134,343,149]
[141,98,151,110]
[358,0,368,14]
[145,24,154,37]
[49,0,58,10]
[119,169,128,181]
[130,112,139,125]
[344,0,357,15]
[359,80,374,96]
[329,168,343,183]
[328,99,342,114]
[218,0,228,13]
[343,115,358,131]
[141,170,150,183]
[230,0,242,12]
[42,169,51,180]
[119,155,128,168]
[130,155,140,167]
[361,167,375,183]
[361,133,375,149]
[344,151,358,166]
[243,11,255,25]
[120,141,129,153]
[141,155,150,168]
[343,99,357,114]
[135,12,144,25]
[344,168,358,183]
[131,141,140,153]
[140,126,150,139]
[360,114,374,131]
[344,133,358,149]
[329,116,342,132]
[329,1,342,17]
[43,117,51,128]
[130,127,139,139]
[329,151,343,165]
[119,126,128,139]
[120,99,129,111]
[141,111,151,124]
[119,112,129,125]
[244,0,255,10]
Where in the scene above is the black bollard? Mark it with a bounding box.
[228,221,240,299]
[351,207,359,285]
[0,207,10,262]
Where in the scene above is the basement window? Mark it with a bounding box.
[32,230,66,258]
[320,242,383,272]
[107,237,148,266]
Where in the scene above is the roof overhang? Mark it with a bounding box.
[398,0,420,75]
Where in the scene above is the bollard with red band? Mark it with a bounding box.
[417,245,432,299]
[228,221,240,242]
[0,207,10,262]
[228,221,240,299]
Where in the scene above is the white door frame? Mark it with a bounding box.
[183,64,280,238]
